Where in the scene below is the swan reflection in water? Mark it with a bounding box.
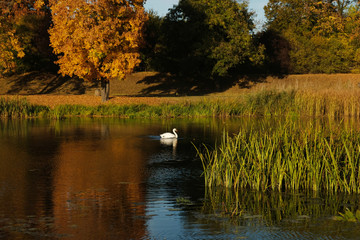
[160,138,178,157]
[160,138,178,147]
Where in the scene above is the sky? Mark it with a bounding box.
[144,0,268,28]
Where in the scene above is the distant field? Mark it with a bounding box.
[1,71,360,107]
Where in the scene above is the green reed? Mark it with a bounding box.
[334,208,360,222]
[197,120,360,194]
[0,97,49,118]
[1,90,360,119]
[0,98,248,119]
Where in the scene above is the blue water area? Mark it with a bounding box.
[0,117,359,239]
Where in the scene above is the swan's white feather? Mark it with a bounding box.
[160,132,175,138]
[160,128,178,139]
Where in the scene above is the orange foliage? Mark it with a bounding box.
[0,29,24,73]
[0,0,47,74]
[49,0,147,82]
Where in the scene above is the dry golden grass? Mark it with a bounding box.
[222,74,360,94]
[1,72,360,108]
[1,95,185,108]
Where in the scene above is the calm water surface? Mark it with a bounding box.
[0,118,360,239]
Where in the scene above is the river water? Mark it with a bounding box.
[0,118,360,239]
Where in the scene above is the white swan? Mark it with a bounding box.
[160,128,178,139]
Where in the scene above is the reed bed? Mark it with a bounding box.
[295,90,360,119]
[0,97,249,119]
[0,97,49,118]
[197,120,360,194]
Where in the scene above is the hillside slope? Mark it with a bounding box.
[1,71,360,107]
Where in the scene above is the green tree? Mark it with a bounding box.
[159,0,264,81]
[138,10,164,71]
[49,0,147,102]
[264,0,360,73]
[256,29,291,74]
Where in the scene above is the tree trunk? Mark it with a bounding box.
[100,78,110,102]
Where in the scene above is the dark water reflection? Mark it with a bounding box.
[0,117,360,239]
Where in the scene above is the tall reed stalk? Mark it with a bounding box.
[197,120,360,194]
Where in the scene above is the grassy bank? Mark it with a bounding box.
[0,97,244,119]
[2,89,360,119]
[197,119,360,194]
[0,98,49,118]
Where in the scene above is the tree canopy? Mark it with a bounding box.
[48,0,147,101]
[1,0,360,96]
[0,0,53,75]
[154,0,264,80]
[264,0,360,73]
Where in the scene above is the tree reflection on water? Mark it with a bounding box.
[1,117,360,239]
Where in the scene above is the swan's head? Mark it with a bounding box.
[173,128,177,132]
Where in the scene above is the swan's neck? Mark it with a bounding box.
[173,129,178,138]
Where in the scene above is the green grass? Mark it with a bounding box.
[197,119,360,194]
[0,96,253,119]
[1,90,360,119]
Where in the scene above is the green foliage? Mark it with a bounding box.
[138,11,164,71]
[264,0,360,74]
[287,31,357,73]
[255,30,291,74]
[154,0,264,80]
[1,0,360,76]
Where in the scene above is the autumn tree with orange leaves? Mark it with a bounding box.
[49,0,147,102]
[0,0,52,75]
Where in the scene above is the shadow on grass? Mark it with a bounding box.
[6,71,98,95]
[4,71,287,97]
[135,72,285,96]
